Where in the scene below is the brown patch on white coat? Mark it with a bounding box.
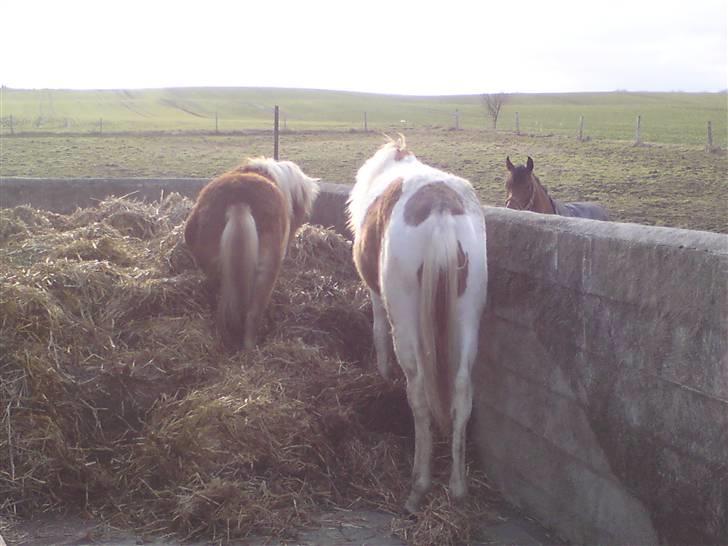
[408,182,470,296]
[352,177,404,295]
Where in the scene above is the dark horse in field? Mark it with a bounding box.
[505,156,609,220]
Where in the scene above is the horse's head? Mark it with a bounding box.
[504,156,537,210]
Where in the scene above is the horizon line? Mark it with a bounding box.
[2,84,727,97]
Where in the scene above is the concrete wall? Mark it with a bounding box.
[0,178,352,236]
[475,210,727,545]
[2,178,727,545]
[1,177,207,213]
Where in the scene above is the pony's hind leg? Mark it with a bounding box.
[243,245,282,350]
[448,322,479,502]
[404,366,433,513]
[371,291,393,381]
[387,296,433,512]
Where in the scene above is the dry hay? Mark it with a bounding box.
[0,194,499,545]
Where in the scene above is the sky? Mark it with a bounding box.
[2,0,726,95]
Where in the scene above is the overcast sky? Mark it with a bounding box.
[2,0,726,95]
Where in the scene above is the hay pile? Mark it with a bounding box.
[0,195,499,544]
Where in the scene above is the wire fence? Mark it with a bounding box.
[0,105,724,150]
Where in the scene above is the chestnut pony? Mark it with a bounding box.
[348,136,488,512]
[505,156,609,220]
[184,158,319,349]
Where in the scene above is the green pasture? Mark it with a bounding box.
[2,129,726,234]
[1,87,725,147]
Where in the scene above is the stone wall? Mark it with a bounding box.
[475,209,727,545]
[0,177,351,235]
[0,177,207,213]
[2,178,726,545]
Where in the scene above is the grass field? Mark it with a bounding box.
[1,87,726,147]
[2,128,726,234]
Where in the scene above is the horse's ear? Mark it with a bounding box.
[526,156,534,172]
[506,156,515,172]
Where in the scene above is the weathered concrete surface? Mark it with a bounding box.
[4,507,557,545]
[0,177,207,213]
[3,179,727,545]
[0,177,350,236]
[310,182,353,237]
[476,208,728,546]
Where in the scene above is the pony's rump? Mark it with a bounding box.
[217,203,258,347]
[184,159,319,350]
[417,213,461,434]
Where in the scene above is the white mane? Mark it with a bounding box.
[246,157,320,223]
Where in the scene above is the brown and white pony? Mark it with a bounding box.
[184,158,319,350]
[505,156,609,220]
[348,136,488,512]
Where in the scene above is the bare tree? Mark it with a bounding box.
[481,93,508,130]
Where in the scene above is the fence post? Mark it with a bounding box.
[634,115,641,145]
[454,109,460,130]
[215,111,219,134]
[515,111,520,135]
[273,105,279,160]
[364,111,368,132]
[706,121,714,152]
[578,115,584,142]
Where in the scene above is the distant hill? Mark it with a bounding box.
[1,87,725,146]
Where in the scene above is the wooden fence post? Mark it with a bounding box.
[578,115,584,142]
[273,106,279,160]
[515,111,520,135]
[706,121,714,152]
[634,115,641,145]
[454,109,460,130]
[215,112,219,134]
[364,111,368,132]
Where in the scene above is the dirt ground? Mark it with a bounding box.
[3,503,563,546]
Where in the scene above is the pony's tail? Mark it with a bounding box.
[418,214,460,434]
[217,203,258,348]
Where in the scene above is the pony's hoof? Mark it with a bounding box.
[404,491,424,514]
[449,483,468,504]
[378,368,394,383]
[242,333,257,351]
[404,499,419,515]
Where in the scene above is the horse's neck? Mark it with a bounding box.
[529,176,553,213]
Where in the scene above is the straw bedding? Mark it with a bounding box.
[0,194,499,544]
